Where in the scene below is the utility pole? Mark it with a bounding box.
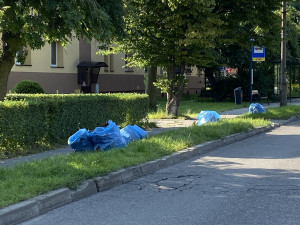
[280,0,287,106]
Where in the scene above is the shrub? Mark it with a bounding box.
[11,80,44,94]
[0,100,48,158]
[1,93,149,158]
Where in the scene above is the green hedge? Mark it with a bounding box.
[0,101,49,157]
[1,93,149,158]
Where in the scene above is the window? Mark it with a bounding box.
[124,54,133,72]
[50,42,57,66]
[15,46,31,66]
[50,42,63,67]
[104,55,109,72]
[185,65,192,75]
[109,48,114,72]
[104,48,114,72]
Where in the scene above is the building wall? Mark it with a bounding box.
[8,71,78,93]
[12,40,80,74]
[8,38,201,94]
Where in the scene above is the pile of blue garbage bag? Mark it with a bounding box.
[249,103,266,114]
[68,120,148,152]
[196,111,221,126]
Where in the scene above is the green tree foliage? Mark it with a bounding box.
[0,0,124,101]
[110,0,283,117]
[220,1,300,101]
[111,0,223,117]
[286,0,300,58]
[202,0,282,101]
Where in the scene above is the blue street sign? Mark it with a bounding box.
[252,46,265,61]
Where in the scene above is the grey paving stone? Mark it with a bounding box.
[208,139,224,149]
[0,200,38,225]
[234,132,248,142]
[197,142,214,152]
[188,145,201,157]
[140,160,161,175]
[33,188,71,214]
[94,171,123,192]
[120,166,143,183]
[290,116,297,122]
[248,128,261,136]
[71,180,98,202]
[157,155,175,168]
[171,149,191,164]
[223,134,236,145]
[191,143,210,155]
[260,126,268,133]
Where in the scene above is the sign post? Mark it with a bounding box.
[250,46,265,103]
[252,46,265,62]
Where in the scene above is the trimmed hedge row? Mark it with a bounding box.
[1,93,149,158]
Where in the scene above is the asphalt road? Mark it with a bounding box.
[21,120,300,225]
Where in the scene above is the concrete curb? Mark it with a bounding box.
[1,116,299,225]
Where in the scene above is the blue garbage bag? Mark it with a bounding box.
[120,125,148,143]
[68,128,94,152]
[249,103,266,114]
[90,120,127,151]
[196,111,221,126]
[133,125,148,138]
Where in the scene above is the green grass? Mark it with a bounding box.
[241,105,300,120]
[0,117,270,209]
[1,103,300,209]
[148,99,249,119]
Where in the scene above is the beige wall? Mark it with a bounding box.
[7,71,201,94]
[12,39,80,74]
[8,38,201,94]
[90,40,143,75]
[8,72,79,93]
[8,38,145,93]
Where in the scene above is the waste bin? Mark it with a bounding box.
[234,87,242,104]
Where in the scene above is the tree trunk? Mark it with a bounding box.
[145,66,157,111]
[166,62,185,117]
[0,59,14,101]
[0,31,22,101]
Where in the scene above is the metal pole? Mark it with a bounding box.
[250,41,254,104]
[289,65,292,102]
[280,1,287,106]
[250,56,253,103]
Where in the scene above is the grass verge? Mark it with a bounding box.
[241,105,300,120]
[148,99,249,119]
[0,117,270,209]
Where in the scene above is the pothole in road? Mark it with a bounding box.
[155,175,196,191]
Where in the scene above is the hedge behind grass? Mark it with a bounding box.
[1,93,149,158]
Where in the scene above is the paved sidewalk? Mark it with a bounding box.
[1,100,299,168]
